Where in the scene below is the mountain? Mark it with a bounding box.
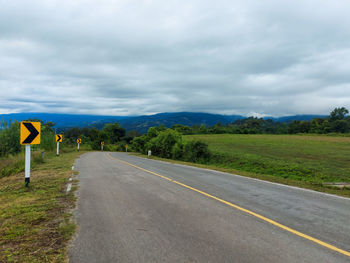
[0,112,327,133]
[117,112,245,133]
[0,113,128,129]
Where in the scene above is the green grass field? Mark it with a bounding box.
[184,134,350,186]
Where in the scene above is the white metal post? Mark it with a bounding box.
[57,142,59,156]
[78,143,80,151]
[25,145,31,186]
[101,145,103,151]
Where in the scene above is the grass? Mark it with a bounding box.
[0,147,84,263]
[134,134,350,197]
[184,134,350,183]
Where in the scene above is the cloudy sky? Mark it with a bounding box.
[1,0,350,117]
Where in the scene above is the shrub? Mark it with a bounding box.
[183,140,211,163]
[172,142,183,160]
[130,136,145,153]
[0,122,21,157]
[145,129,182,159]
[131,127,212,163]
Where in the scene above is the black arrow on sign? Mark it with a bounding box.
[22,122,39,144]
[57,135,62,142]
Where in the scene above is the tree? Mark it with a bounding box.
[145,129,182,158]
[171,124,192,134]
[299,121,310,133]
[288,120,301,134]
[64,127,82,143]
[131,135,147,153]
[199,124,207,134]
[103,123,125,144]
[331,120,350,133]
[0,121,20,157]
[310,118,324,134]
[123,130,141,143]
[329,107,349,121]
[182,140,210,162]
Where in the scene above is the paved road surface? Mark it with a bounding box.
[69,152,350,262]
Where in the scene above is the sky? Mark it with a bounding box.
[1,0,350,117]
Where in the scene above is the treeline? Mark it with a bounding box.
[171,107,350,135]
[0,120,140,157]
[64,123,140,151]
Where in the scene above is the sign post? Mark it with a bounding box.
[56,134,63,156]
[25,145,31,185]
[101,141,104,151]
[125,144,128,152]
[20,121,41,187]
[77,138,82,151]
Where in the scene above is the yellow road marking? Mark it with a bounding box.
[107,153,350,258]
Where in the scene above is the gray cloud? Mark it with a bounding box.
[1,0,350,116]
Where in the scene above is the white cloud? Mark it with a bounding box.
[1,0,350,116]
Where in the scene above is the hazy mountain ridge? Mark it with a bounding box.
[0,112,327,133]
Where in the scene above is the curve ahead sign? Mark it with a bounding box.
[20,122,41,145]
[56,134,63,142]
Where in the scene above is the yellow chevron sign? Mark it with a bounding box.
[20,122,41,145]
[56,134,63,142]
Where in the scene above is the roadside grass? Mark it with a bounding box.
[0,148,84,263]
[0,154,25,178]
[132,134,350,197]
[184,134,350,183]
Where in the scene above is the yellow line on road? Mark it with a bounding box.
[107,153,350,258]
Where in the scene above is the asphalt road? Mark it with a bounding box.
[69,152,350,263]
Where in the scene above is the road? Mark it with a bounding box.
[69,152,350,263]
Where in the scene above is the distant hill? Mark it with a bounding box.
[116,112,245,133]
[0,113,128,129]
[0,112,327,133]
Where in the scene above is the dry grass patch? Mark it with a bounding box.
[0,150,83,263]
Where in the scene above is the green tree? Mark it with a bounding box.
[0,121,20,157]
[171,124,192,134]
[310,118,324,134]
[331,120,350,133]
[146,125,167,139]
[64,127,82,143]
[199,124,208,134]
[145,129,181,158]
[299,121,310,133]
[182,140,210,162]
[329,107,349,121]
[131,135,147,153]
[288,120,301,134]
[41,122,56,151]
[103,123,125,144]
[123,130,141,143]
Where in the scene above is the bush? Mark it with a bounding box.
[131,135,148,153]
[172,142,183,160]
[0,122,21,157]
[183,140,210,163]
[131,127,212,163]
[145,129,182,158]
[41,126,56,151]
[331,120,350,133]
